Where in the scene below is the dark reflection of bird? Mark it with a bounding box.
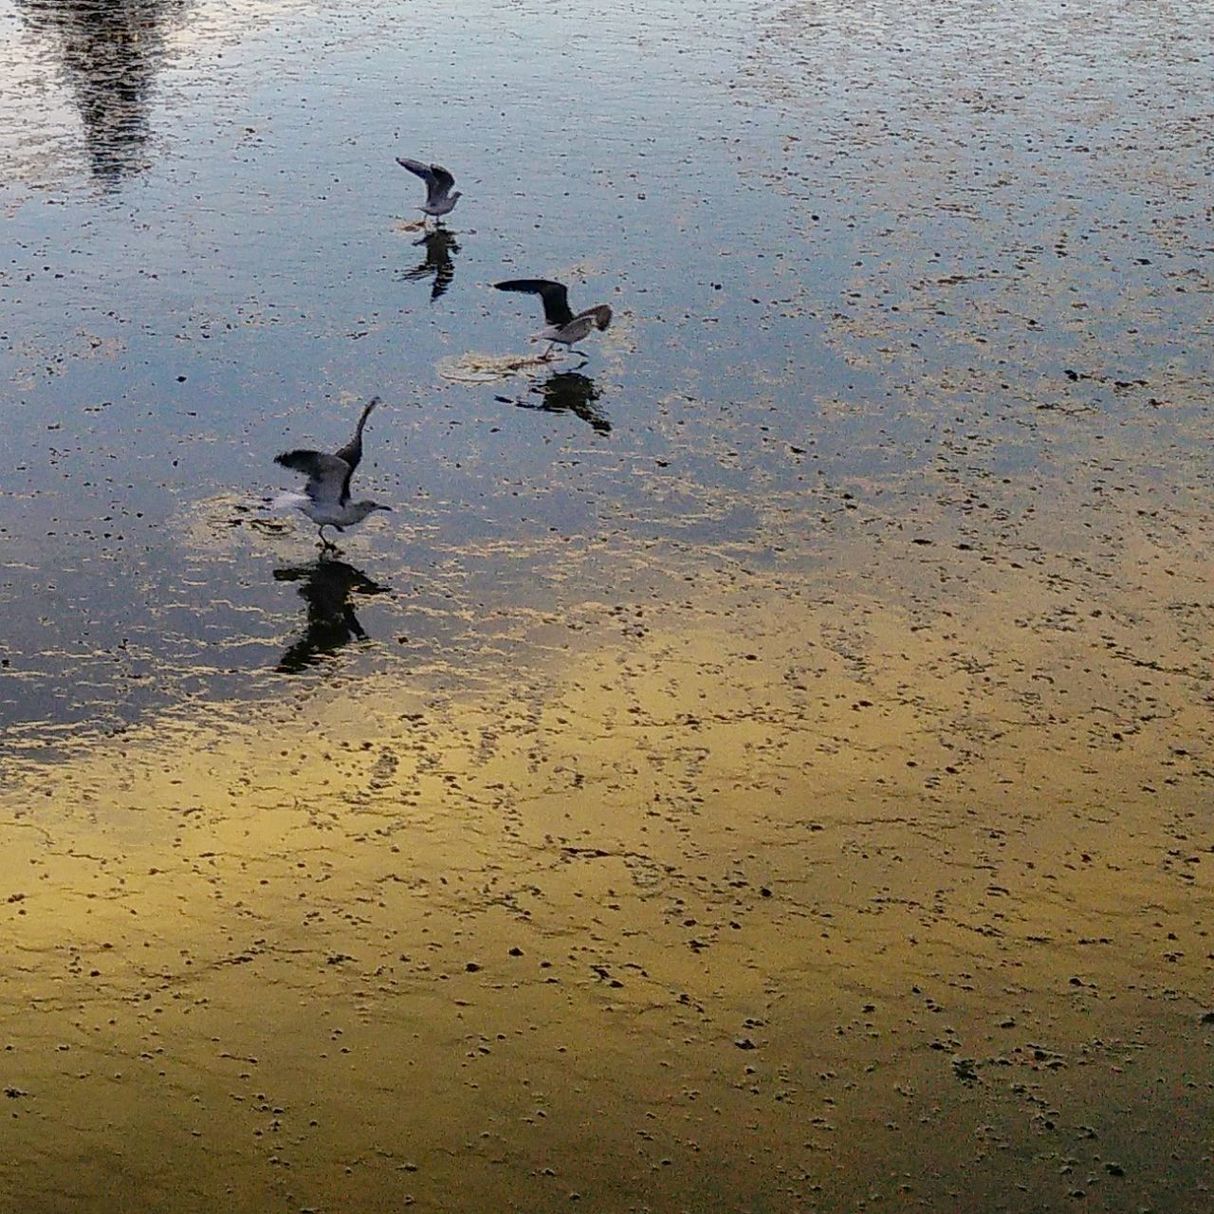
[494,279,613,360]
[395,157,461,224]
[273,397,392,548]
[511,371,611,434]
[15,0,188,186]
[399,228,461,301]
[273,556,391,674]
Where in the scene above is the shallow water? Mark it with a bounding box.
[1,1,1211,1211]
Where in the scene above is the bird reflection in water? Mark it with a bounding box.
[505,371,611,435]
[399,228,461,301]
[273,556,390,674]
[15,0,189,187]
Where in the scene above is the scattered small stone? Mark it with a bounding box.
[951,1058,979,1084]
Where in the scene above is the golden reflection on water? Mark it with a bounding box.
[2,486,1210,1213]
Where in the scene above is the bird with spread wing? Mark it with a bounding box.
[273,397,391,547]
[493,278,612,359]
[396,157,461,224]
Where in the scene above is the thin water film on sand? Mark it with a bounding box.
[0,1,1211,1211]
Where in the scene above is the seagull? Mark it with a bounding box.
[395,157,461,223]
[493,279,613,359]
[273,397,391,547]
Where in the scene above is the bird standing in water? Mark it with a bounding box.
[274,397,391,548]
[493,278,613,359]
[395,157,461,224]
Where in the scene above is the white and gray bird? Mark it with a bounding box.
[273,397,391,547]
[395,157,461,223]
[493,279,613,359]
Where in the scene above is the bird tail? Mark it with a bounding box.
[270,491,309,512]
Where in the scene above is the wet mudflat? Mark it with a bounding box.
[1,1,1211,1211]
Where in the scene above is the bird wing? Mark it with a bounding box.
[331,397,380,480]
[426,163,455,199]
[493,279,573,327]
[575,303,612,332]
[396,156,432,181]
[396,157,454,204]
[275,450,353,506]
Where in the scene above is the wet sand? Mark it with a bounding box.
[3,483,1210,1212]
